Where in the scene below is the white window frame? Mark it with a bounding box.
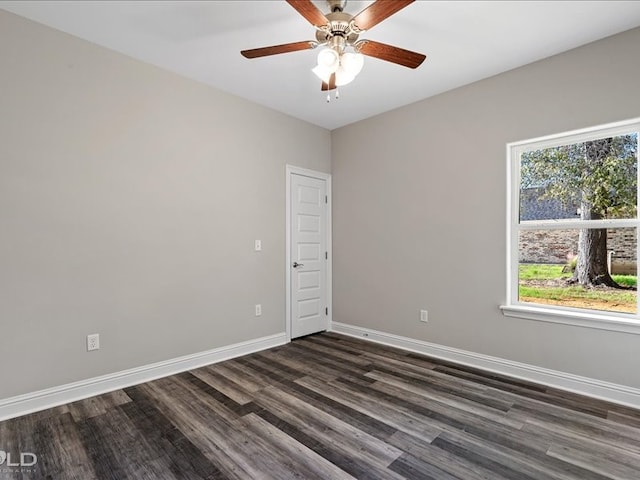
[501,117,640,335]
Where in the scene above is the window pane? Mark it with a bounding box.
[519,133,638,222]
[518,228,637,314]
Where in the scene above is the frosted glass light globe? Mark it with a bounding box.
[335,66,355,86]
[316,48,340,72]
[312,65,332,83]
[341,52,364,76]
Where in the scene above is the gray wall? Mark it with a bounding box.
[331,27,640,389]
[0,10,330,399]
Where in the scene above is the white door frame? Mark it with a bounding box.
[286,165,332,341]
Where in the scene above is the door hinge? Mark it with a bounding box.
[325,195,328,204]
[325,251,328,260]
[325,307,328,315]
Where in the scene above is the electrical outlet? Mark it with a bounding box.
[87,334,100,351]
[420,310,428,323]
[255,304,262,316]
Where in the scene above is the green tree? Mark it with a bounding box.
[521,134,637,287]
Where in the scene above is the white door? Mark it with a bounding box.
[290,172,328,339]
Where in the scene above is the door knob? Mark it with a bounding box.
[293,261,304,268]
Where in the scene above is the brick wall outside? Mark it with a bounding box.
[608,228,637,274]
[519,187,636,274]
[519,228,636,274]
[520,188,578,221]
[519,230,579,264]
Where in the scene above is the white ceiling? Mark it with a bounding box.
[3,1,640,130]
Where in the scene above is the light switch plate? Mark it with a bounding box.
[255,240,262,251]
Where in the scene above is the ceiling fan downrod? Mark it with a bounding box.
[327,0,347,13]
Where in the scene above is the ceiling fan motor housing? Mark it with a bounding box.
[315,12,359,47]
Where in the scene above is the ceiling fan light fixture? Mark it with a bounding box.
[340,52,364,77]
[316,48,340,72]
[334,66,355,86]
[312,64,333,83]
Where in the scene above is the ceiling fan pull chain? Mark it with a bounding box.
[326,88,340,103]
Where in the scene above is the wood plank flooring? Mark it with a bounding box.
[1,332,639,479]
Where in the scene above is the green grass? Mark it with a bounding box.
[518,263,637,312]
[518,264,572,281]
[612,275,637,288]
[519,285,636,303]
[519,264,637,286]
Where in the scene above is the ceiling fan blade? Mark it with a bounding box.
[286,0,329,28]
[351,0,414,32]
[357,40,426,69]
[241,41,316,59]
[321,73,337,91]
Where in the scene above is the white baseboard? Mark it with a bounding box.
[330,322,640,409]
[0,332,287,421]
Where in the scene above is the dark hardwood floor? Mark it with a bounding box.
[1,332,640,479]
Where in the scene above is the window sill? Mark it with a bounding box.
[500,304,640,335]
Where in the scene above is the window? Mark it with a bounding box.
[502,118,640,334]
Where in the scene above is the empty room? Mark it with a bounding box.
[1,1,640,478]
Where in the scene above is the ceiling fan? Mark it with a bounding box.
[241,0,426,92]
